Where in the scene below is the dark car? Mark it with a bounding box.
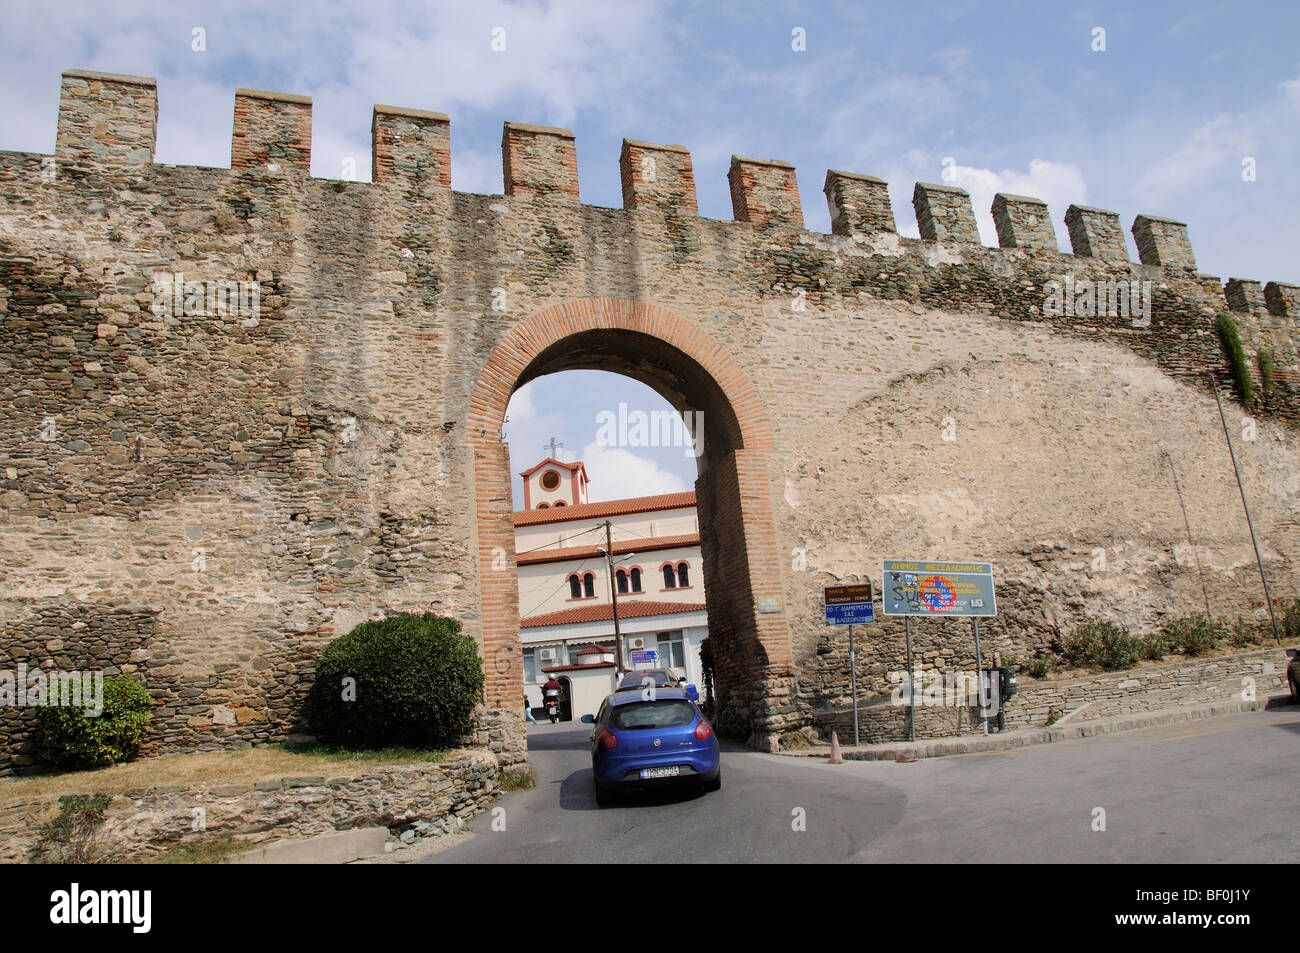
[582,687,721,806]
[1287,648,1298,702]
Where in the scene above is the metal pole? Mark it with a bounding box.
[849,624,859,747]
[1209,373,1281,644]
[904,616,915,744]
[973,617,987,735]
[604,520,626,670]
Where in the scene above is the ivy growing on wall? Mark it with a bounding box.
[1257,347,1277,398]
[1215,312,1255,407]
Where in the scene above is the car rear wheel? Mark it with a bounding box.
[702,768,722,793]
[1290,674,1299,703]
[595,781,615,807]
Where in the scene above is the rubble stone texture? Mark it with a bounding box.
[1,69,1299,771]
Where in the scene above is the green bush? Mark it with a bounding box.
[1138,632,1168,661]
[32,793,113,864]
[1059,621,1140,671]
[304,612,484,748]
[33,677,153,769]
[1215,313,1255,407]
[1161,613,1222,657]
[1021,652,1057,679]
[1281,599,1300,644]
[1228,616,1262,648]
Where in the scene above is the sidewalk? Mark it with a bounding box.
[781,693,1295,762]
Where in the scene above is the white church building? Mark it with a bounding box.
[514,456,709,713]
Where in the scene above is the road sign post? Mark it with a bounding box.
[849,624,858,746]
[882,560,998,743]
[824,583,874,748]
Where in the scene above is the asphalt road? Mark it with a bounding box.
[424,708,1300,864]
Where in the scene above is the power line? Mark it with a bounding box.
[513,522,604,558]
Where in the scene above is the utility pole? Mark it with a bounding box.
[603,520,625,672]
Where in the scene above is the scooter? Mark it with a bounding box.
[544,693,560,723]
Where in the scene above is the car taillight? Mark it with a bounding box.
[694,720,713,740]
[598,729,618,749]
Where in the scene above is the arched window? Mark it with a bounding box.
[677,562,690,587]
[583,573,595,598]
[630,568,642,592]
[663,565,676,589]
[616,569,629,594]
[569,575,581,599]
[553,500,565,507]
[537,502,549,509]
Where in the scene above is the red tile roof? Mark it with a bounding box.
[521,600,707,628]
[516,533,699,566]
[514,490,696,526]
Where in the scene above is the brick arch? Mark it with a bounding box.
[468,297,791,744]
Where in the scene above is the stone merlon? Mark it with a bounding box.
[32,68,1287,309]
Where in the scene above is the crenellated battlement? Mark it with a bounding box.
[27,68,1298,325]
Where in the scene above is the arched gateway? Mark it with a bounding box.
[468,298,796,753]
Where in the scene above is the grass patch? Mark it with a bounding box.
[276,741,449,764]
[497,769,534,792]
[0,744,453,810]
[146,832,249,865]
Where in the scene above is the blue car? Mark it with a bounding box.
[582,687,721,806]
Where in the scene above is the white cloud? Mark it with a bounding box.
[940,158,1089,249]
[579,443,689,503]
[1131,113,1256,207]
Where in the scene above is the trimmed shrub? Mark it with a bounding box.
[1059,621,1141,671]
[1161,613,1222,657]
[305,612,484,748]
[33,677,153,770]
[1215,313,1255,407]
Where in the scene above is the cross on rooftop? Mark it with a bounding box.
[544,437,564,458]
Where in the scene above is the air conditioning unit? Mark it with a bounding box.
[628,637,646,651]
[539,648,558,662]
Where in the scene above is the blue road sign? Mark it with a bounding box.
[630,650,657,664]
[825,602,875,625]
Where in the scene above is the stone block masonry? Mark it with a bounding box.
[2,67,1300,769]
[813,648,1288,745]
[0,750,499,862]
[912,182,980,243]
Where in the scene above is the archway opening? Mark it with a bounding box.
[469,303,793,745]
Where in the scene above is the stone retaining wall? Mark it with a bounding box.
[0,749,499,862]
[811,647,1289,746]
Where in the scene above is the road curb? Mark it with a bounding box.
[781,694,1295,762]
[225,827,390,864]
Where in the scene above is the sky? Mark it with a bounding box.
[3,0,1297,504]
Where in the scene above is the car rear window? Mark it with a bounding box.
[610,699,696,730]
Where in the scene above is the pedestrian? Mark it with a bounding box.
[524,694,537,724]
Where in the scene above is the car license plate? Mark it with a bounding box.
[640,766,679,779]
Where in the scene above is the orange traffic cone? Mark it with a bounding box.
[828,731,844,764]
